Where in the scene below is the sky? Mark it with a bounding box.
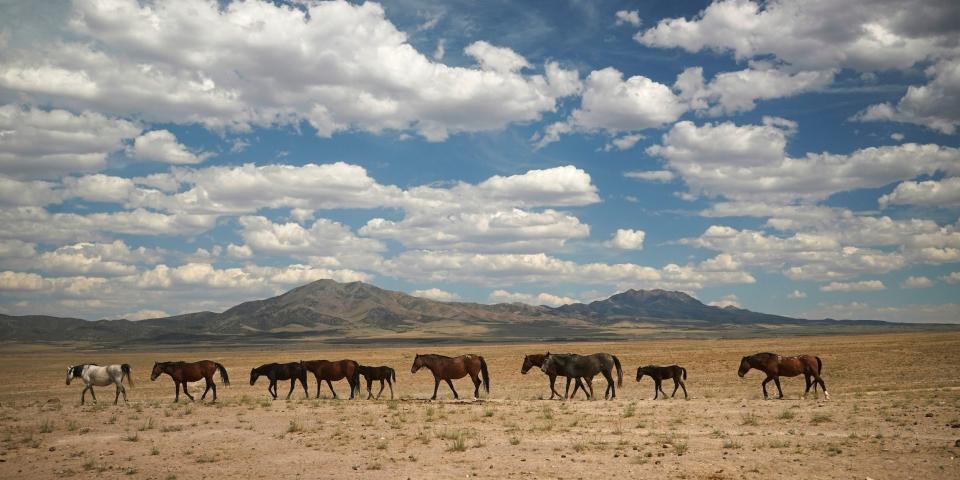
[0,0,958,323]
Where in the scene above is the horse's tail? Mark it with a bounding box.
[815,356,823,375]
[215,362,230,386]
[612,355,623,387]
[479,356,490,394]
[681,366,687,380]
[121,363,133,387]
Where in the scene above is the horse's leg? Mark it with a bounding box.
[802,374,812,399]
[377,379,385,400]
[174,382,180,403]
[585,377,594,400]
[471,373,482,399]
[671,378,680,398]
[445,379,459,400]
[121,382,128,403]
[761,376,772,399]
[200,380,210,400]
[210,377,218,402]
[431,377,440,400]
[388,377,394,400]
[602,370,615,400]
[326,380,338,399]
[548,375,558,400]
[366,377,374,400]
[80,385,88,405]
[773,377,784,399]
[658,380,668,399]
[182,382,195,401]
[652,381,659,400]
[679,379,688,399]
[814,375,829,399]
[564,377,572,400]
[89,386,97,403]
[114,383,121,405]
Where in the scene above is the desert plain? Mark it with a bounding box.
[0,331,958,479]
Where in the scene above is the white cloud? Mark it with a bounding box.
[0,177,62,206]
[614,10,641,27]
[121,309,169,321]
[879,177,960,209]
[855,57,960,134]
[411,287,460,302]
[675,65,835,116]
[237,215,384,267]
[624,170,674,182]
[131,130,210,164]
[0,271,47,291]
[708,294,740,308]
[788,289,807,299]
[942,272,960,284]
[607,229,646,250]
[488,290,578,307]
[901,276,934,288]
[0,0,579,141]
[636,0,957,72]
[604,133,644,151]
[648,119,960,203]
[891,132,905,141]
[0,105,140,177]
[820,280,886,292]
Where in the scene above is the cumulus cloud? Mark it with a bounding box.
[648,119,960,203]
[0,105,140,176]
[488,290,578,307]
[802,302,960,324]
[942,272,960,284]
[855,57,960,134]
[614,10,641,27]
[788,290,807,299]
[624,170,674,182]
[636,0,958,72]
[0,0,579,141]
[879,177,960,209]
[901,276,934,288]
[607,229,646,250]
[411,288,460,302]
[675,65,835,116]
[820,280,886,292]
[131,130,210,164]
[708,294,740,308]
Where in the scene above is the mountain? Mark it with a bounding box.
[0,280,949,345]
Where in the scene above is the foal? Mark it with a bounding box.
[250,362,308,400]
[66,364,133,405]
[636,365,688,400]
[358,365,396,400]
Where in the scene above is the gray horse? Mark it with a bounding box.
[541,353,623,400]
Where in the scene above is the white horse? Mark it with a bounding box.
[65,364,133,405]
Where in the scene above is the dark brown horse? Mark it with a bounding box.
[521,353,587,400]
[358,365,396,400]
[738,353,829,400]
[411,354,490,400]
[150,360,230,402]
[541,353,622,400]
[636,365,688,399]
[250,362,308,400]
[301,359,360,399]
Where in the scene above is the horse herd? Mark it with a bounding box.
[64,351,830,405]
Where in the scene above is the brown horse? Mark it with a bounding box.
[411,354,490,400]
[521,353,587,400]
[636,365,688,400]
[358,365,396,400]
[738,353,829,400]
[301,359,360,399]
[150,360,230,402]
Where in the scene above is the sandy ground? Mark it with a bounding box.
[0,331,958,479]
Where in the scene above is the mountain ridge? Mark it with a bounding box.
[0,279,950,344]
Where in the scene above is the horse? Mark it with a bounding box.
[250,362,308,400]
[150,360,230,402]
[541,353,622,400]
[66,364,133,405]
[737,353,829,400]
[411,354,490,400]
[521,353,588,400]
[358,365,396,400]
[300,359,361,399]
[636,365,688,400]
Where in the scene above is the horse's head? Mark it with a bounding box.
[540,353,554,373]
[249,368,259,386]
[737,356,751,378]
[520,355,538,374]
[636,366,647,382]
[150,362,163,381]
[65,365,77,385]
[411,354,423,374]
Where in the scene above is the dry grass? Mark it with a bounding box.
[0,331,957,479]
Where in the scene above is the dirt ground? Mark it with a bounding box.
[0,331,958,479]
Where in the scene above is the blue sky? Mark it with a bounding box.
[0,0,958,322]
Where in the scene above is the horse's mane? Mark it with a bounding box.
[747,352,778,360]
